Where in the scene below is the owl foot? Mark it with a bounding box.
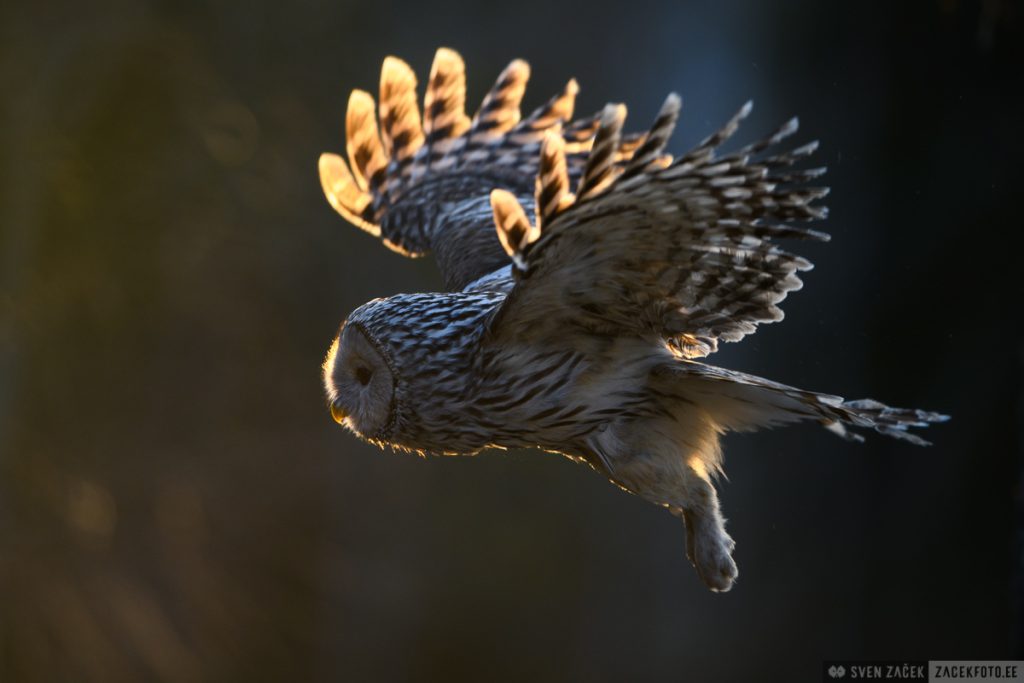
[682,509,738,592]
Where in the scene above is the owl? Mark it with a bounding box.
[318,49,948,591]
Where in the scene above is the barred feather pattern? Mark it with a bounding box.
[319,48,653,288]
[423,48,471,151]
[344,90,388,193]
[469,59,529,139]
[378,57,425,165]
[534,134,574,229]
[576,103,626,201]
[621,93,680,180]
[494,95,832,355]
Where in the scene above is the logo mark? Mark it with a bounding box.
[828,665,847,679]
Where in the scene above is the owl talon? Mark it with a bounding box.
[684,511,738,592]
[694,532,738,592]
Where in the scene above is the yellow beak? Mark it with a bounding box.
[330,400,348,425]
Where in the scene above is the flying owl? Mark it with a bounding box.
[318,49,948,592]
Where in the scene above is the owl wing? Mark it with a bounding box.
[486,95,829,356]
[319,48,650,289]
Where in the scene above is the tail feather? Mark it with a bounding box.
[831,399,950,446]
[659,361,949,446]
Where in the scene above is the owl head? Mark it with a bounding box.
[322,294,457,444]
[323,291,505,450]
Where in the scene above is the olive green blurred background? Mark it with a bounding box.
[1,0,1021,681]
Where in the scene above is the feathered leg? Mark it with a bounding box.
[668,458,737,592]
[589,414,739,592]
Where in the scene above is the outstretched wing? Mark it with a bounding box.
[319,48,650,289]
[487,94,829,356]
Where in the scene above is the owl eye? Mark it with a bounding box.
[355,366,373,386]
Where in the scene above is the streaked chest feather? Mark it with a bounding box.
[423,337,670,453]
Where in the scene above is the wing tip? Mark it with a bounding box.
[381,55,416,84]
[602,102,627,125]
[318,153,380,237]
[508,58,531,78]
[348,88,375,110]
[433,46,464,68]
[795,140,820,155]
[542,127,567,153]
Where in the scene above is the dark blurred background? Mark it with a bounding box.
[1,0,1021,680]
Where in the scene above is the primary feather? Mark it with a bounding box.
[319,48,652,288]
[493,94,830,357]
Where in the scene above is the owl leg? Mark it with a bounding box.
[596,428,738,592]
[661,456,736,592]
